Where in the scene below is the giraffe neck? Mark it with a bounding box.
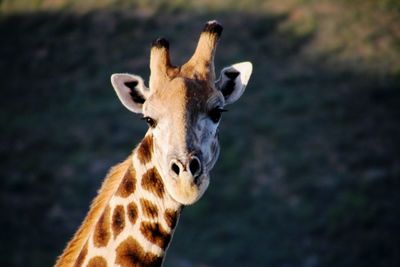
[56,134,182,267]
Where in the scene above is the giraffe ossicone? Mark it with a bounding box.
[55,20,253,267]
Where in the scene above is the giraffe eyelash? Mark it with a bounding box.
[141,116,157,128]
[208,107,228,123]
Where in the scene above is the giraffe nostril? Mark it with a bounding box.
[189,157,201,176]
[171,162,180,176]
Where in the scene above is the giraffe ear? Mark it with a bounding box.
[111,73,149,114]
[215,62,253,105]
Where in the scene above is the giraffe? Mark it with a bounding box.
[55,20,253,267]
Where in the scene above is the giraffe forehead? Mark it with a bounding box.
[147,78,219,116]
[185,79,220,112]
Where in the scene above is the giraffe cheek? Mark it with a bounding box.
[204,140,220,172]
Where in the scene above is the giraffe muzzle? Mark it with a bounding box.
[170,155,202,182]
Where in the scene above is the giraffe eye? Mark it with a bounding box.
[142,116,157,128]
[208,107,227,123]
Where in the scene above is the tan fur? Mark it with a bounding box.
[149,45,174,90]
[141,167,165,198]
[115,237,163,267]
[55,157,132,267]
[150,28,220,91]
[56,21,252,267]
[182,32,219,81]
[87,256,108,267]
[140,221,171,249]
[164,209,178,229]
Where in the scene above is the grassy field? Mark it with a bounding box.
[1,0,399,266]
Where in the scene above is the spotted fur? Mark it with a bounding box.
[140,199,159,219]
[73,242,87,267]
[56,20,252,267]
[93,205,111,247]
[87,256,107,267]
[141,168,165,198]
[55,158,131,267]
[127,202,138,225]
[112,205,125,239]
[137,135,153,165]
[115,237,163,267]
[140,222,171,249]
[115,165,136,198]
[164,209,178,229]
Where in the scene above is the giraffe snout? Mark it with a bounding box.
[169,154,203,181]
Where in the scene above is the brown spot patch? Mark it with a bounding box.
[116,165,136,198]
[115,236,163,267]
[140,222,171,249]
[73,242,88,267]
[93,205,111,247]
[127,202,138,225]
[141,168,165,198]
[112,205,125,239]
[164,209,179,229]
[137,135,153,164]
[87,256,107,267]
[140,199,159,219]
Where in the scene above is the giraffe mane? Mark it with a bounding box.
[54,156,132,267]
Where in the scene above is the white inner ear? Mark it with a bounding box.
[217,61,253,105]
[111,73,149,114]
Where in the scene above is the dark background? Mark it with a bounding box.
[1,0,399,266]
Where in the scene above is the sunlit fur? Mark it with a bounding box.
[55,158,131,267]
[56,21,252,267]
[143,77,223,204]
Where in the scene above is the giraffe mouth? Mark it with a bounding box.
[165,171,210,205]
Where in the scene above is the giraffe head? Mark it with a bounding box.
[111,21,252,205]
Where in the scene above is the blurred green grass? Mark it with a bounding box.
[1,0,399,267]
